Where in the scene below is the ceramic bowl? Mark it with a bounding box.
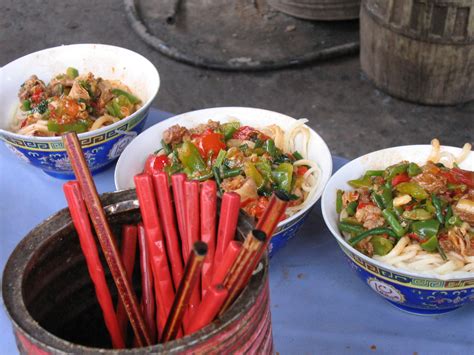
[0,44,160,178]
[114,107,333,257]
[321,145,474,315]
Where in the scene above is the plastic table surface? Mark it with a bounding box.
[1,109,473,355]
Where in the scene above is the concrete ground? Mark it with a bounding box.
[1,0,472,159]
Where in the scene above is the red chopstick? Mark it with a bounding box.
[63,181,125,349]
[214,192,241,267]
[116,225,138,341]
[152,171,184,289]
[161,242,208,343]
[134,173,175,335]
[211,240,242,286]
[171,173,187,258]
[63,133,151,347]
[200,180,217,297]
[187,284,228,335]
[138,223,156,343]
[184,180,201,321]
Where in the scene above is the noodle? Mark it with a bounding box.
[90,115,120,131]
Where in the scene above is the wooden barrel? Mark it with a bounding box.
[360,0,474,105]
[2,189,273,354]
[267,0,361,20]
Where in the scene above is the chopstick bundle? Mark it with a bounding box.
[63,181,125,349]
[134,173,175,334]
[137,223,156,343]
[62,132,151,347]
[62,132,286,348]
[161,242,208,343]
[152,172,184,290]
[116,225,138,340]
[200,180,217,297]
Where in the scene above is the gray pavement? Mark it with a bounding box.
[1,0,472,159]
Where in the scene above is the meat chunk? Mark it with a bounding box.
[412,162,447,194]
[162,124,190,145]
[18,75,47,102]
[355,205,385,230]
[189,120,221,135]
[454,197,474,224]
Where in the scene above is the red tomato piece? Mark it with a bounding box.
[392,172,410,186]
[144,154,170,175]
[194,129,226,159]
[297,166,309,176]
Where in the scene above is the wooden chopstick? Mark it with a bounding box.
[214,192,241,267]
[161,242,208,343]
[187,284,228,334]
[62,132,151,347]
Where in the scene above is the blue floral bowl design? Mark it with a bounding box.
[321,145,474,315]
[0,44,160,179]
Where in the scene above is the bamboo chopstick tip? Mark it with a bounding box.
[274,189,291,202]
[193,241,208,257]
[251,229,267,242]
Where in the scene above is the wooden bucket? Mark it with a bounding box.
[2,189,273,354]
[267,0,361,20]
[360,0,474,105]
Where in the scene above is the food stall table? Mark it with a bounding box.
[1,109,472,354]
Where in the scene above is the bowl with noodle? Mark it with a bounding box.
[322,141,474,315]
[0,44,160,178]
[115,107,333,256]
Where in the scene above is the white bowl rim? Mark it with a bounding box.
[114,106,333,228]
[322,144,474,282]
[0,43,160,142]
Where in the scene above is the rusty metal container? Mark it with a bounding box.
[267,0,361,20]
[360,0,474,105]
[2,189,273,354]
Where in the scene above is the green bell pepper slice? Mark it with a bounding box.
[271,162,293,192]
[411,219,440,240]
[402,208,433,221]
[348,175,372,188]
[384,163,409,181]
[407,163,422,177]
[220,122,240,140]
[371,236,394,256]
[395,182,429,200]
[111,88,141,104]
[255,161,272,182]
[66,67,79,79]
[420,235,438,252]
[244,162,264,189]
[365,170,384,177]
[21,100,31,111]
[47,120,89,133]
[178,141,206,173]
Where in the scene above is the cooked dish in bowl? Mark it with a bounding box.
[337,140,473,275]
[143,118,320,219]
[11,68,141,136]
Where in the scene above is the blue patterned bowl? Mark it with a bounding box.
[114,107,333,257]
[0,44,160,179]
[322,145,474,315]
